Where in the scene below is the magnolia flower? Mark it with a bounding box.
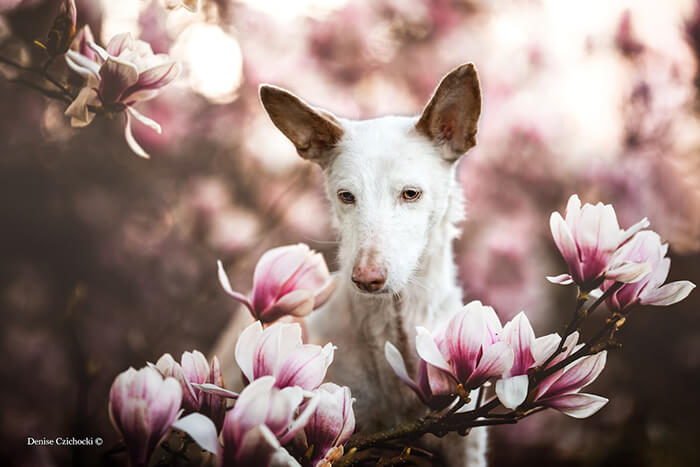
[235,321,334,390]
[532,333,609,419]
[108,366,182,467]
[602,231,696,312]
[218,244,337,323]
[153,351,227,430]
[303,383,355,467]
[548,194,650,289]
[388,301,514,401]
[494,312,564,409]
[222,376,317,467]
[165,0,199,12]
[65,33,180,158]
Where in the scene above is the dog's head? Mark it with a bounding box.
[260,64,481,295]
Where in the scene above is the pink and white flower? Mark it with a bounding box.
[494,312,560,410]
[602,231,696,312]
[303,383,355,467]
[218,244,337,323]
[222,376,317,467]
[235,321,335,391]
[65,32,180,158]
[108,366,182,467]
[153,350,228,430]
[532,333,609,419]
[387,301,514,401]
[548,194,650,289]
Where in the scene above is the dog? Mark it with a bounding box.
[214,63,486,466]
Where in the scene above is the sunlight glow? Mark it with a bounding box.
[238,0,349,21]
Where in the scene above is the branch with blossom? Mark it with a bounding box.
[102,194,694,466]
[0,0,193,158]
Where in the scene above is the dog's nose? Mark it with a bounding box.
[352,266,387,293]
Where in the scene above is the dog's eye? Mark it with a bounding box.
[401,188,422,202]
[337,190,356,204]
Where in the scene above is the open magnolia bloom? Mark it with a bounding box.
[222,376,319,467]
[152,351,228,430]
[548,194,651,290]
[218,244,337,323]
[235,321,335,391]
[64,32,180,158]
[387,301,514,404]
[602,231,696,312]
[108,366,182,467]
[494,312,560,410]
[302,383,356,467]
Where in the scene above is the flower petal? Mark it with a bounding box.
[495,374,529,409]
[546,274,574,285]
[465,341,514,388]
[415,326,451,374]
[606,260,651,283]
[262,289,315,322]
[123,110,150,158]
[65,86,98,128]
[65,50,100,80]
[235,321,263,384]
[542,393,608,418]
[641,280,695,306]
[100,56,138,104]
[550,211,582,282]
[171,413,221,457]
[384,342,419,391]
[191,382,238,399]
[127,107,161,134]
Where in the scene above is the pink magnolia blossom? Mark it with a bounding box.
[235,321,335,391]
[548,194,650,289]
[222,376,318,467]
[108,366,182,467]
[70,24,96,61]
[153,351,227,430]
[602,231,696,312]
[494,312,560,410]
[218,244,337,323]
[303,383,355,467]
[64,33,180,158]
[387,301,514,401]
[532,333,609,419]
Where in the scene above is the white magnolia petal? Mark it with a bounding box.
[190,382,238,399]
[234,321,263,384]
[546,274,574,285]
[606,261,651,283]
[171,413,220,457]
[544,393,609,419]
[495,374,529,409]
[641,281,696,306]
[65,87,98,128]
[384,341,418,391]
[415,327,451,374]
[123,111,150,158]
[127,107,162,134]
[65,50,100,80]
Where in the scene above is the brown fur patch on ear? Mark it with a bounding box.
[259,85,344,167]
[415,63,482,161]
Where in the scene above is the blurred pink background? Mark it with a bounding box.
[1,0,699,466]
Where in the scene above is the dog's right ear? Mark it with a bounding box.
[259,85,344,167]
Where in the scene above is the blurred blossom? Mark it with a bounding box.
[494,312,559,410]
[303,383,355,467]
[235,321,334,390]
[602,231,695,312]
[221,376,315,467]
[154,350,227,429]
[615,10,644,58]
[532,334,609,419]
[108,366,182,467]
[65,32,180,157]
[165,0,199,13]
[36,0,76,56]
[548,194,651,290]
[138,0,173,54]
[171,23,242,103]
[218,243,337,323]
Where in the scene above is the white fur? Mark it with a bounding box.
[214,115,486,467]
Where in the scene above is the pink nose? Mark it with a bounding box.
[352,265,387,293]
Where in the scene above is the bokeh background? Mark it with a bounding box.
[1,0,699,466]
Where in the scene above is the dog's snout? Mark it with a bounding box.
[352,265,387,293]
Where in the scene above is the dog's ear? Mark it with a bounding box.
[259,85,344,167]
[415,63,482,162]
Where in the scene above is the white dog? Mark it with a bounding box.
[214,64,486,466]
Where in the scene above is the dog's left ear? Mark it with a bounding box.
[415,63,482,162]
